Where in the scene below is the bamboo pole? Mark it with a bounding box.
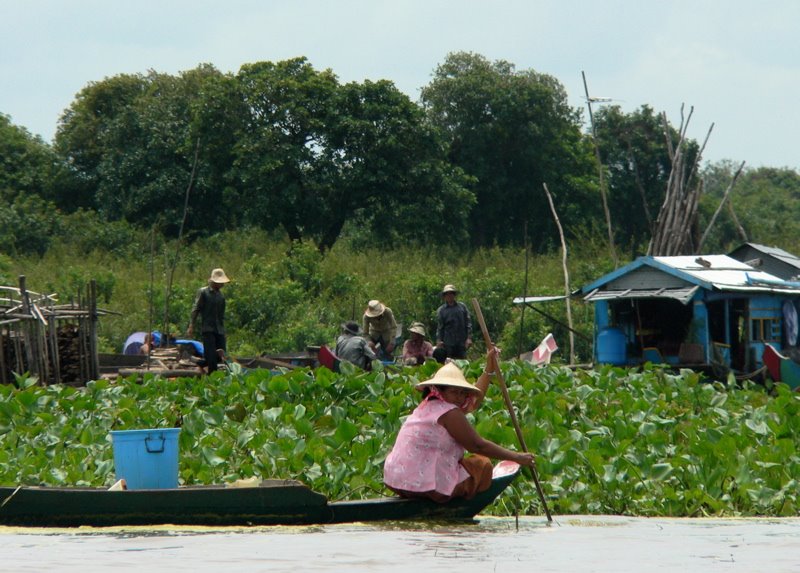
[582,71,618,268]
[649,107,714,256]
[89,279,99,381]
[698,161,746,252]
[18,276,41,382]
[728,200,749,243]
[163,138,201,347]
[471,298,553,522]
[542,183,575,364]
[518,224,529,358]
[48,314,61,385]
[0,329,7,385]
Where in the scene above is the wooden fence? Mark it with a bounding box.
[1,276,102,386]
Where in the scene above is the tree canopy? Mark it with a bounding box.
[421,51,597,248]
[3,53,797,258]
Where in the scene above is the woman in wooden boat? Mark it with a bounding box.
[384,349,535,503]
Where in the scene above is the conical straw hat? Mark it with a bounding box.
[415,362,479,393]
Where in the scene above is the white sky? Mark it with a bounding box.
[1,0,798,170]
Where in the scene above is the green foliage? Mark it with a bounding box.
[421,51,597,250]
[233,58,473,251]
[0,195,62,256]
[58,209,145,257]
[0,254,12,284]
[0,113,66,205]
[700,163,800,254]
[54,66,238,236]
[1,363,798,517]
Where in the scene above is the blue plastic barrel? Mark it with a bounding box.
[110,428,181,489]
[596,327,627,365]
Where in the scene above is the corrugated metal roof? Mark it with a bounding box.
[512,294,570,305]
[652,255,800,291]
[583,285,700,304]
[652,255,770,289]
[581,254,800,298]
[743,243,800,270]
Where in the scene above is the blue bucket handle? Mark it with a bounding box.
[145,435,166,453]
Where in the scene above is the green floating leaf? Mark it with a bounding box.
[334,420,359,444]
[202,447,226,467]
[745,419,769,436]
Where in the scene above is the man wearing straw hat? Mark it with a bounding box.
[434,284,472,362]
[362,299,398,360]
[188,268,230,373]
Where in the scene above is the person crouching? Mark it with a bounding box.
[383,349,535,503]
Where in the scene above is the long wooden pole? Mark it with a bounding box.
[582,71,618,269]
[542,183,575,365]
[471,298,553,522]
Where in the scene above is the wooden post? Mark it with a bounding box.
[0,329,7,385]
[698,161,746,252]
[518,225,529,358]
[543,183,575,365]
[77,285,87,385]
[582,71,618,268]
[48,314,61,386]
[18,276,40,382]
[89,279,99,381]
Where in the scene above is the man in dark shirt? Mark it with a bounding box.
[335,321,378,370]
[188,268,230,373]
[433,284,472,362]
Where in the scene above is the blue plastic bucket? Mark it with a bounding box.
[596,327,627,365]
[110,428,181,489]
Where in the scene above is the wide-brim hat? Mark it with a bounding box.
[210,268,230,284]
[441,284,458,295]
[409,322,427,336]
[415,362,480,394]
[341,321,361,335]
[365,299,385,318]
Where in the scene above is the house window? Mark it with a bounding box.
[751,318,780,342]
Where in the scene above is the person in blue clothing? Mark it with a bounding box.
[187,268,230,373]
[433,284,472,363]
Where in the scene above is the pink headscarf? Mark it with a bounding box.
[423,385,476,412]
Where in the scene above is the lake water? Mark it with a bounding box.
[1,515,799,572]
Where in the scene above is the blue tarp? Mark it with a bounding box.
[122,331,204,356]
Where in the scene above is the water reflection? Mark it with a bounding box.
[2,516,799,572]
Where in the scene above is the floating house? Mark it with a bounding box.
[727,242,800,281]
[579,254,800,373]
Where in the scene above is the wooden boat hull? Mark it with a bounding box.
[0,464,520,527]
[762,343,800,390]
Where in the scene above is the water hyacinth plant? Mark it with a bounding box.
[1,362,799,517]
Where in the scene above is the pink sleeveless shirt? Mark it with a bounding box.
[383,398,470,496]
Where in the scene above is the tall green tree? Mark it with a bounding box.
[54,65,241,236]
[421,52,596,250]
[233,58,472,251]
[0,113,64,204]
[0,114,73,255]
[54,74,148,211]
